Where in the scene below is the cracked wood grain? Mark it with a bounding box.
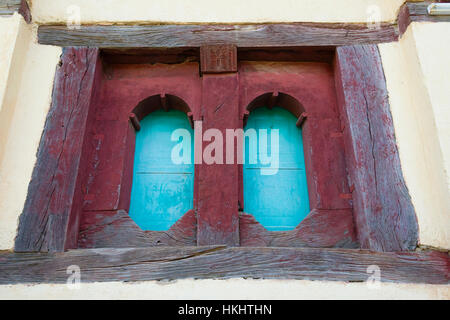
[78,209,197,248]
[239,210,358,248]
[334,45,419,252]
[14,48,100,253]
[197,73,240,246]
[0,247,447,284]
[37,23,399,48]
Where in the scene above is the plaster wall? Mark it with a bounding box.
[29,0,405,24]
[0,279,449,300]
[378,22,450,249]
[0,14,62,250]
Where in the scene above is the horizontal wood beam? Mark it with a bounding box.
[14,48,100,252]
[399,1,450,35]
[37,23,399,48]
[0,0,30,23]
[0,0,20,15]
[0,246,448,285]
[35,2,450,48]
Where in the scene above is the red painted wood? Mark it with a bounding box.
[240,209,357,248]
[334,45,419,251]
[2,246,448,284]
[14,48,100,252]
[81,58,354,248]
[200,45,237,74]
[238,62,352,212]
[17,47,415,253]
[197,73,240,246]
[18,0,31,23]
[82,62,202,213]
[78,209,196,248]
[118,121,136,211]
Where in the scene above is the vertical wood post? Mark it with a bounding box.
[197,45,240,245]
[334,45,419,251]
[14,48,100,252]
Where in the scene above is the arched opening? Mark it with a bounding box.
[243,93,310,231]
[129,94,194,231]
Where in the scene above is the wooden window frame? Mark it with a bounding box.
[3,13,449,285]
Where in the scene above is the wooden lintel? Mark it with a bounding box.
[0,246,448,285]
[37,23,399,48]
[398,1,450,35]
[0,0,21,16]
[0,0,31,23]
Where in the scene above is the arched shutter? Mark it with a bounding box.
[129,110,194,230]
[243,106,310,231]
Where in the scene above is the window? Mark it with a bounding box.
[8,26,429,285]
[243,106,310,231]
[15,45,417,256]
[129,109,194,231]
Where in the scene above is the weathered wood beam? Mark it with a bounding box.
[35,2,450,48]
[14,48,100,253]
[0,0,20,15]
[334,45,419,252]
[0,0,31,23]
[239,210,358,249]
[0,246,447,285]
[37,23,399,48]
[78,210,197,248]
[398,1,450,35]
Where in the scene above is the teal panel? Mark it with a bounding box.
[243,107,310,231]
[129,110,194,231]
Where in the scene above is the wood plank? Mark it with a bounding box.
[37,23,399,48]
[14,48,100,252]
[334,45,419,252]
[0,247,447,284]
[0,0,30,22]
[78,210,197,248]
[197,73,240,246]
[239,210,358,248]
[0,0,20,15]
[398,2,450,35]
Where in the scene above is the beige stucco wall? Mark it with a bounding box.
[0,279,449,300]
[29,0,405,24]
[0,13,62,250]
[0,14,21,115]
[378,22,450,249]
[0,1,448,299]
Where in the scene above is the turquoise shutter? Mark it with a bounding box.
[129,110,194,230]
[243,106,310,231]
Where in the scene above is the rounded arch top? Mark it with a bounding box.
[244,92,306,127]
[245,92,306,119]
[131,93,193,122]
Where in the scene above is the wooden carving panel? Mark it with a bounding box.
[200,44,237,74]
